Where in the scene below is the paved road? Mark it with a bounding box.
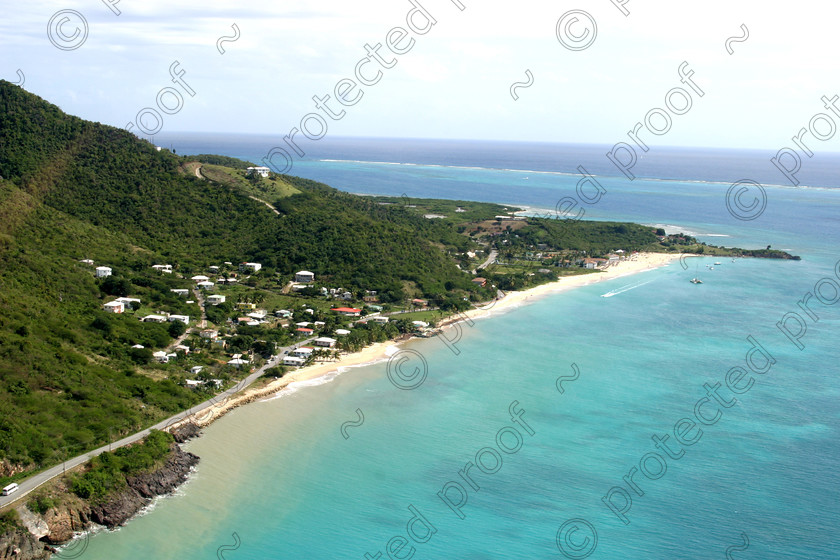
[477,249,498,270]
[0,337,317,510]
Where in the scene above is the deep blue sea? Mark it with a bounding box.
[74,136,840,559]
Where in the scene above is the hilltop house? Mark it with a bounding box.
[239,262,262,273]
[246,166,271,178]
[95,266,112,278]
[103,301,125,313]
[295,271,315,283]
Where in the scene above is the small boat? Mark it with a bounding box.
[690,278,703,284]
[715,261,722,265]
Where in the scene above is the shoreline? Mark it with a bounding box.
[169,252,690,433]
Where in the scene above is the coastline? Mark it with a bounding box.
[170,252,689,433]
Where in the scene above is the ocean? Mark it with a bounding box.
[72,136,840,559]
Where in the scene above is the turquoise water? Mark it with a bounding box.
[76,143,840,559]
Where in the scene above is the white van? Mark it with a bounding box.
[2,483,19,496]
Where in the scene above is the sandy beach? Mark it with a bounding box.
[172,252,688,431]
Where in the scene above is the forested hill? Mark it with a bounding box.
[0,81,480,473]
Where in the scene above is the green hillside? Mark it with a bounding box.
[0,81,485,476]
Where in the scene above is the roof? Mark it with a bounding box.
[296,270,314,275]
[296,327,314,333]
[331,307,361,313]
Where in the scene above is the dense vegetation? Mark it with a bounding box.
[69,430,173,503]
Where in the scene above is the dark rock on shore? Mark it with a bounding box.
[90,444,199,527]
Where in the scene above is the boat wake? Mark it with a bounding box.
[601,279,655,298]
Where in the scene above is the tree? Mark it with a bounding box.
[168,320,187,338]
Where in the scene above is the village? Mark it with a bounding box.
[81,260,443,395]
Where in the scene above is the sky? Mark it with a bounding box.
[2,0,840,152]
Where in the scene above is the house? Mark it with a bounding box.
[209,265,220,273]
[295,321,311,328]
[371,316,389,324]
[335,328,351,336]
[363,295,379,303]
[168,315,190,324]
[103,301,125,313]
[246,166,271,178]
[296,327,314,335]
[283,356,305,367]
[239,262,262,273]
[171,289,189,297]
[152,264,173,273]
[191,275,210,282]
[185,379,202,388]
[95,266,112,278]
[131,344,145,349]
[341,292,353,300]
[200,329,219,339]
[152,351,169,363]
[80,259,94,265]
[247,311,266,320]
[227,358,249,368]
[295,271,315,283]
[411,299,428,307]
[175,345,191,354]
[313,337,336,348]
[472,277,487,287]
[116,297,141,309]
[291,347,314,358]
[141,314,167,323]
[275,309,292,318]
[291,284,309,291]
[583,258,607,269]
[313,321,325,327]
[412,321,429,329]
[196,281,215,290]
[190,366,204,375]
[331,307,361,317]
[207,294,226,305]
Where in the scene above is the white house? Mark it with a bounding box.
[196,281,215,290]
[185,379,202,388]
[80,259,94,265]
[175,345,190,354]
[283,356,305,367]
[275,309,292,318]
[209,265,220,273]
[116,297,141,309]
[152,264,173,273]
[168,315,190,324]
[131,344,144,349]
[191,275,210,282]
[335,329,351,336]
[291,347,314,358]
[246,166,271,178]
[313,337,336,348]
[371,316,389,324]
[153,351,169,363]
[200,329,219,339]
[95,267,112,278]
[295,271,315,283]
[207,294,226,305]
[190,366,204,374]
[141,314,167,323]
[171,289,189,297]
[103,301,125,313]
[412,321,429,329]
[227,358,249,368]
[295,321,312,328]
[239,262,262,273]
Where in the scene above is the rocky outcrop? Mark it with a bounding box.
[0,443,199,559]
[90,444,198,527]
[170,422,201,443]
[0,528,50,560]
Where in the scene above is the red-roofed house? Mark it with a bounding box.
[331,307,362,317]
